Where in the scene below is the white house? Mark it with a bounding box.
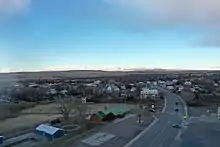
[166,81,174,86]
[153,81,157,86]
[105,85,120,93]
[167,86,174,91]
[172,79,178,83]
[184,81,192,86]
[94,80,101,85]
[121,85,126,90]
[49,89,57,95]
[130,87,137,92]
[140,88,159,99]
[106,86,113,93]
[61,90,68,95]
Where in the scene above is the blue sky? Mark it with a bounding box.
[0,0,220,72]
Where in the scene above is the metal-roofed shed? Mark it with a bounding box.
[36,124,65,140]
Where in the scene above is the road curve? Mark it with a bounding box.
[124,87,187,147]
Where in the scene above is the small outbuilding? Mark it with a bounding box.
[36,124,65,140]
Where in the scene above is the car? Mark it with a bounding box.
[175,108,179,112]
[149,108,156,112]
[175,102,179,105]
[172,124,181,128]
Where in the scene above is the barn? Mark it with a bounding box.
[36,124,65,140]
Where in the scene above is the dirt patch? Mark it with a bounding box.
[0,103,35,120]
[21,103,63,114]
[0,114,63,133]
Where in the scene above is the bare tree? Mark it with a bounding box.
[57,96,87,121]
[57,95,75,120]
[74,97,87,121]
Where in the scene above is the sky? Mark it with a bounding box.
[0,0,220,72]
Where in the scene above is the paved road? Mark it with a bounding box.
[179,120,220,147]
[125,87,186,147]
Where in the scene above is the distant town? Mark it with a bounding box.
[0,70,220,147]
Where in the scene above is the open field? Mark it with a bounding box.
[0,103,35,119]
[0,98,163,137]
[0,114,62,133]
[0,103,136,134]
[20,102,65,114]
[21,102,138,115]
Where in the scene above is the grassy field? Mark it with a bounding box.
[0,103,136,134]
[0,99,164,137]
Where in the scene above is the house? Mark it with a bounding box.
[105,85,120,94]
[130,87,137,92]
[36,124,65,140]
[106,107,130,118]
[90,107,130,122]
[184,81,192,86]
[106,86,113,93]
[48,89,57,95]
[140,88,159,99]
[121,85,126,90]
[82,97,87,103]
[29,83,39,88]
[61,90,68,95]
[166,81,174,86]
[94,80,101,85]
[90,111,106,122]
[167,86,174,91]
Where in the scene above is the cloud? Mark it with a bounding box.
[109,0,220,27]
[106,0,220,47]
[197,35,220,47]
[0,0,31,16]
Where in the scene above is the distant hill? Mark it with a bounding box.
[0,69,219,81]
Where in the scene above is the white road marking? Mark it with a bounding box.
[123,117,159,147]
[161,95,167,113]
[177,95,188,116]
[148,122,170,147]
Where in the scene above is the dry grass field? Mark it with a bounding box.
[20,103,64,114]
[0,102,137,133]
[0,103,35,119]
[0,114,62,133]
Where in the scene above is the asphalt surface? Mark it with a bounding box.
[76,109,154,147]
[179,120,220,147]
[77,87,220,147]
[126,87,186,147]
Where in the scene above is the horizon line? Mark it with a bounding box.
[1,68,220,74]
